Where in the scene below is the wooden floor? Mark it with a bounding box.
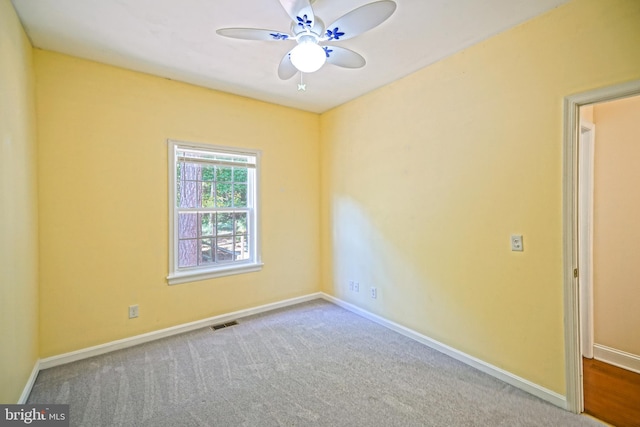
[583,357,640,427]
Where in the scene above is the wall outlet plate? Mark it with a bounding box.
[511,235,524,252]
[129,304,139,319]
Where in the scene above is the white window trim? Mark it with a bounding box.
[166,139,263,285]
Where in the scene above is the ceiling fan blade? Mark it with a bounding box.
[323,46,366,69]
[278,0,315,30]
[278,50,298,80]
[325,1,396,42]
[216,28,292,41]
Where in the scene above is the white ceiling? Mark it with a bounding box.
[11,0,569,113]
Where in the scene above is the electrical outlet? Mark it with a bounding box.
[349,281,354,291]
[128,304,139,319]
[354,282,360,292]
[370,287,377,299]
[511,235,524,252]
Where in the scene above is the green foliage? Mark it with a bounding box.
[201,165,215,181]
[233,168,247,182]
[217,166,232,182]
[217,213,234,235]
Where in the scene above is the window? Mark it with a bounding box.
[167,140,261,285]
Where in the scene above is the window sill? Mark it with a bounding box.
[167,262,263,285]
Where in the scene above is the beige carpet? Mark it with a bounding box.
[28,299,602,426]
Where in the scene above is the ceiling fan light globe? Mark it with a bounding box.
[290,41,326,73]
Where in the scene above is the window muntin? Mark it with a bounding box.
[168,140,261,284]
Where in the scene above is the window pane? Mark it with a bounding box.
[217,213,234,236]
[178,239,197,268]
[234,212,248,235]
[233,167,247,182]
[216,183,232,207]
[179,181,199,208]
[216,237,234,262]
[201,165,215,181]
[231,156,249,165]
[216,166,232,182]
[176,163,183,206]
[233,184,247,207]
[178,213,198,238]
[176,180,182,207]
[234,236,249,260]
[201,182,215,208]
[182,162,202,180]
[199,238,214,264]
[200,213,215,237]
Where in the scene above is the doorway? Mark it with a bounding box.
[578,97,640,426]
[563,80,640,422]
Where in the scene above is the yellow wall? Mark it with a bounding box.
[35,50,320,357]
[5,0,640,402]
[0,0,39,403]
[320,0,640,394]
[593,95,640,356]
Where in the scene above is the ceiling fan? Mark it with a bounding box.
[216,0,397,81]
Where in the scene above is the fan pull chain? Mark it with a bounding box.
[298,73,306,92]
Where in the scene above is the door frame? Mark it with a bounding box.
[578,119,595,361]
[562,79,640,413]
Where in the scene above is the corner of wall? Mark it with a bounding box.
[0,0,40,403]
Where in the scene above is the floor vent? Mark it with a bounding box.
[211,321,238,331]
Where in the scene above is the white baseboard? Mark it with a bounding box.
[39,293,322,370]
[320,293,567,410]
[30,291,567,411]
[18,359,40,404]
[593,344,640,374]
